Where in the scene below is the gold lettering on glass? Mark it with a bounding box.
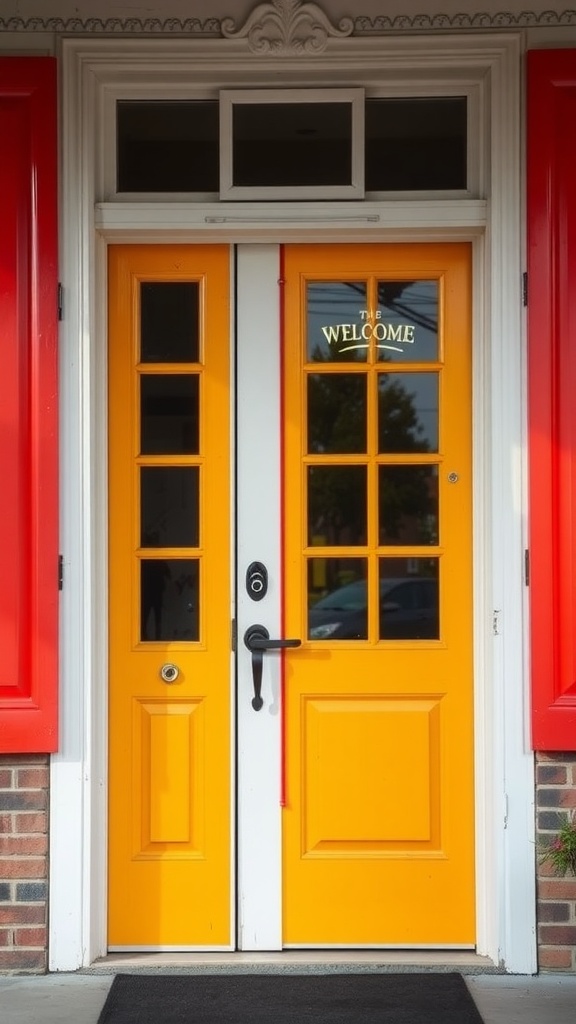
[320,310,416,354]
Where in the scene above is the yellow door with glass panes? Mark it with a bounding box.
[107,245,231,948]
[281,244,474,945]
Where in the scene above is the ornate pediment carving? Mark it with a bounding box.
[221,1,353,55]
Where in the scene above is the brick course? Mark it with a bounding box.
[0,755,49,973]
[536,751,576,972]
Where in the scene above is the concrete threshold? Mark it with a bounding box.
[85,950,501,974]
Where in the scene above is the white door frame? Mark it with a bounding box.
[50,30,536,972]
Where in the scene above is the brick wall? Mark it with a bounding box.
[0,755,49,972]
[536,752,576,971]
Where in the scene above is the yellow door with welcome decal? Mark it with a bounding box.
[108,246,231,947]
[108,241,474,949]
[281,244,474,945]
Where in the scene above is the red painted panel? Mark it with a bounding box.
[528,50,576,750]
[0,58,58,752]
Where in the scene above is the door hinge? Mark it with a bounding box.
[57,283,64,321]
[525,548,530,586]
[522,272,528,307]
[231,617,237,652]
[58,554,64,591]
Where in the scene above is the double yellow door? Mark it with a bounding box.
[108,242,474,949]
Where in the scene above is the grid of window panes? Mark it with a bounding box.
[138,281,203,642]
[305,277,441,642]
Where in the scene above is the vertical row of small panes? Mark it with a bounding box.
[306,277,441,641]
[139,282,202,642]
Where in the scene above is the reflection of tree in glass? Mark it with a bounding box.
[378,374,431,454]
[379,466,437,546]
[308,373,365,454]
[309,466,366,546]
[378,375,435,545]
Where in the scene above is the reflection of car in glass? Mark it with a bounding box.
[308,577,438,640]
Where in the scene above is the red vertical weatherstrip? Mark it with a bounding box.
[0,58,58,752]
[279,245,288,806]
[528,50,576,750]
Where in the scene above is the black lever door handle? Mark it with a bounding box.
[243,624,302,711]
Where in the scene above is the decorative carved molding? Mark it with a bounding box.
[221,0,353,54]
[1,4,576,35]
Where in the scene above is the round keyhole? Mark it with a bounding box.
[160,663,180,683]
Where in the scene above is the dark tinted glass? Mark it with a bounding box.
[307,374,366,454]
[141,467,200,548]
[232,103,352,187]
[307,282,368,362]
[141,558,199,641]
[307,558,368,640]
[378,373,439,453]
[379,465,439,545]
[140,375,199,455]
[117,101,219,192]
[376,281,438,363]
[141,283,200,363]
[366,97,467,191]
[379,558,439,640]
[308,466,367,546]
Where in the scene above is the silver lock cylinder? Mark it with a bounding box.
[160,663,180,683]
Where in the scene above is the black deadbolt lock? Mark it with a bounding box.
[246,562,268,601]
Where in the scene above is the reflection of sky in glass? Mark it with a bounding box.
[377,280,438,363]
[378,372,439,453]
[307,281,368,362]
[306,279,438,364]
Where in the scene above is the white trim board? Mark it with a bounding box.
[52,31,535,973]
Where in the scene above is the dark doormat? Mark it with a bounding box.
[96,971,484,1024]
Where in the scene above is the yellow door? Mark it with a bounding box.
[108,245,231,947]
[282,243,474,945]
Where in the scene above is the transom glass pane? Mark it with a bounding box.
[378,372,439,453]
[307,282,368,362]
[140,283,200,364]
[117,100,219,193]
[308,466,367,546]
[140,375,199,455]
[141,467,200,548]
[379,465,439,546]
[365,97,467,191]
[141,558,200,642]
[376,281,438,363]
[232,103,352,188]
[307,374,367,454]
[308,558,368,640]
[379,558,439,640]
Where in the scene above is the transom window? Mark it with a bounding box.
[116,91,468,199]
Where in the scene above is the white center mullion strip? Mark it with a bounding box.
[236,244,283,950]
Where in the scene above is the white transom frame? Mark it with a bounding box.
[51,30,535,971]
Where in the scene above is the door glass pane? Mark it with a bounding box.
[308,466,367,546]
[308,558,368,640]
[307,374,366,454]
[117,100,219,193]
[379,557,439,640]
[141,558,199,642]
[140,374,199,454]
[307,282,368,362]
[365,97,467,191]
[376,281,438,363]
[141,467,200,548]
[232,103,352,187]
[140,283,200,363]
[378,372,439,453]
[379,465,439,545]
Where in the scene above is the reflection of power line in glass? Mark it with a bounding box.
[308,282,438,333]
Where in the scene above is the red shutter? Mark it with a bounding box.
[528,50,576,749]
[0,58,58,752]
